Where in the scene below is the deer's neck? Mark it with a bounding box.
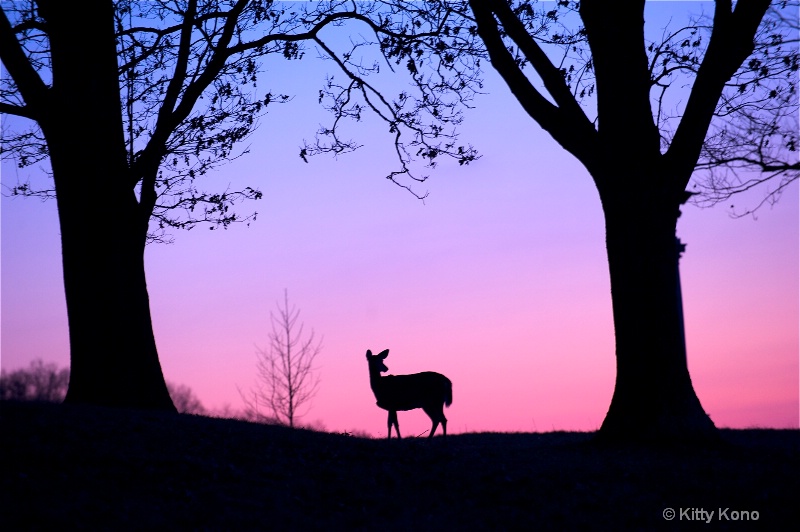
[369,371,383,396]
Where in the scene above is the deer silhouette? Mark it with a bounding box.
[366,349,452,439]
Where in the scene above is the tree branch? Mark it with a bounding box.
[0,101,35,119]
[0,7,49,118]
[489,0,587,123]
[469,0,598,170]
[665,0,772,184]
[137,0,200,222]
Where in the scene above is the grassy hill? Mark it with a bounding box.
[2,401,797,530]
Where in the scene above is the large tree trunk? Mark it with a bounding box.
[471,0,755,444]
[38,0,175,411]
[578,1,717,443]
[596,188,717,443]
[56,179,175,412]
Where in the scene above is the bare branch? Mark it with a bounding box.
[665,0,773,184]
[0,6,49,115]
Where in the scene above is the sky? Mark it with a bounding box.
[1,1,798,437]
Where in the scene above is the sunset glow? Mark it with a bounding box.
[1,1,797,437]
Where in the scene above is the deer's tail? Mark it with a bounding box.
[444,379,453,408]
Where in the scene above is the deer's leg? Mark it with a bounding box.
[424,406,444,438]
[388,410,400,439]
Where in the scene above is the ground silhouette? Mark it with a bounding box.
[2,401,797,530]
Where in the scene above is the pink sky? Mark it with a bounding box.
[1,2,798,436]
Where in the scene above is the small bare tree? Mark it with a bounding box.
[240,290,321,427]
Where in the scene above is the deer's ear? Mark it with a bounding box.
[366,349,373,358]
[377,349,389,359]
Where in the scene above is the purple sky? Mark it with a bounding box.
[1,1,797,436]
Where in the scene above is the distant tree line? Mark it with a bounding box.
[0,359,206,415]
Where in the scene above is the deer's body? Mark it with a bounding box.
[366,349,452,439]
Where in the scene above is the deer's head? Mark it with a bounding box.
[366,349,390,373]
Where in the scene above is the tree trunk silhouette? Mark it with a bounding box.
[595,184,716,443]
[56,171,174,411]
[471,0,726,441]
[38,0,174,411]
[578,1,724,443]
